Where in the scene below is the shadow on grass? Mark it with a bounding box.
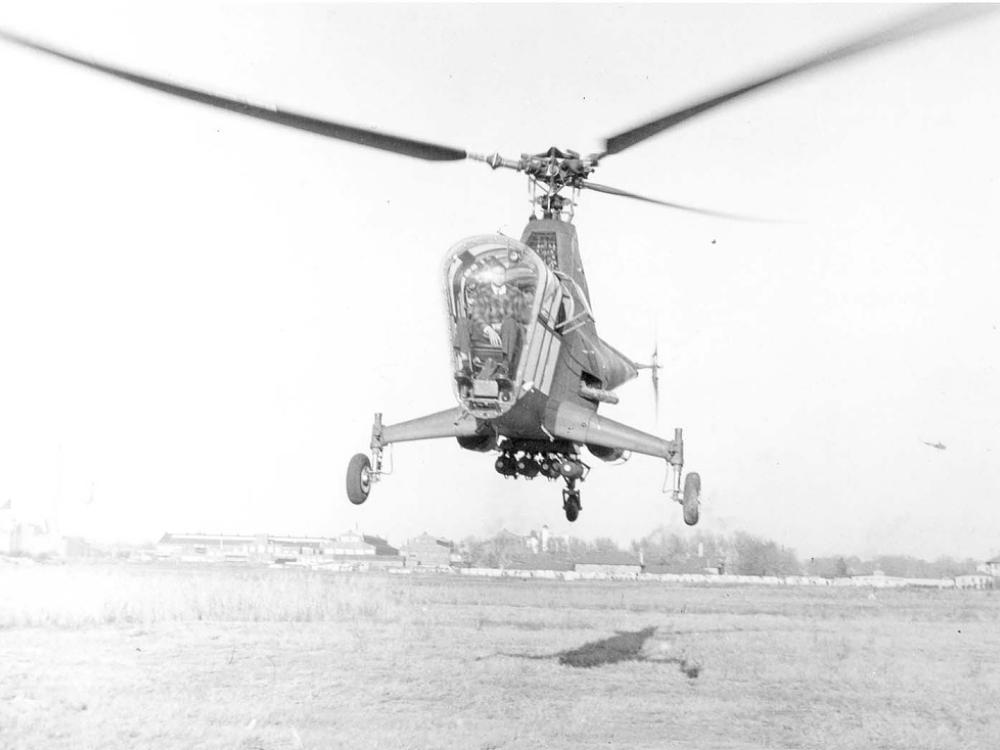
[494,626,701,677]
[557,626,658,668]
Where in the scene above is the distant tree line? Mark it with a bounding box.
[630,528,801,576]
[804,554,980,579]
[632,527,981,577]
[460,526,982,577]
[461,532,621,569]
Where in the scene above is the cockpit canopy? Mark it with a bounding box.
[444,235,563,418]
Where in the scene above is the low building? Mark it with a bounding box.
[270,535,335,560]
[156,531,402,565]
[955,574,993,589]
[403,533,454,568]
[644,558,723,575]
[157,533,260,561]
[574,551,643,578]
[361,534,399,556]
[326,530,372,556]
[505,553,575,572]
[985,557,1000,577]
[324,530,400,557]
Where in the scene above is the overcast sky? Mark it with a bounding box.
[1,3,998,560]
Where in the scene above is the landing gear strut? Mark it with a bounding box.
[346,414,389,505]
[662,427,701,526]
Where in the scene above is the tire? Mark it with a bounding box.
[683,472,700,526]
[564,491,581,522]
[346,453,372,505]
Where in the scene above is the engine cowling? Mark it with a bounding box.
[457,434,497,453]
[586,443,625,462]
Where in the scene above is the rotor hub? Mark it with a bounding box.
[521,146,598,191]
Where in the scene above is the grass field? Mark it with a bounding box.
[2,562,999,749]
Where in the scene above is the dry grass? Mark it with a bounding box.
[0,562,401,627]
[2,561,1000,749]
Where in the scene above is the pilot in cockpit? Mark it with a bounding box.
[465,281,501,346]
[457,256,538,380]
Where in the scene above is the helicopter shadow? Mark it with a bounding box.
[493,626,701,677]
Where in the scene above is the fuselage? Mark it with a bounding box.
[443,217,637,443]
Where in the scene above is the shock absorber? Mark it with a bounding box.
[667,427,684,500]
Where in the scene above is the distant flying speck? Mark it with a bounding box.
[922,440,947,451]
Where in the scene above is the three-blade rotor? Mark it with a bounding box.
[0,5,993,219]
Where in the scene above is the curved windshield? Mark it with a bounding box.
[456,249,539,382]
[462,255,537,341]
[444,235,580,419]
[444,238,550,416]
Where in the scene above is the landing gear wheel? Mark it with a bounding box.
[346,453,372,505]
[563,489,581,523]
[682,472,701,526]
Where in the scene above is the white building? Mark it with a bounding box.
[984,557,1000,577]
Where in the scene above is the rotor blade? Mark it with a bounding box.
[581,181,768,222]
[602,5,994,157]
[0,28,468,162]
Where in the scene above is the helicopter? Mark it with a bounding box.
[0,6,991,525]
